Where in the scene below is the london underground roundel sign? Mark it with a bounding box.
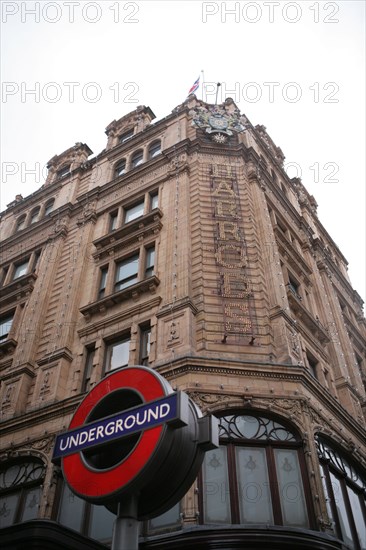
[52,366,218,519]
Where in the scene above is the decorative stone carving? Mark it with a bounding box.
[190,104,247,144]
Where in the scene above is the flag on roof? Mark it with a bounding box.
[188,76,200,96]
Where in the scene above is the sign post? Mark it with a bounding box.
[52,366,218,549]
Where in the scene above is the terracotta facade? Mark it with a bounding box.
[1,97,365,548]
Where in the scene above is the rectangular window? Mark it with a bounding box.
[109,211,118,231]
[306,353,318,379]
[0,313,14,342]
[98,267,109,299]
[115,255,139,291]
[13,259,29,280]
[150,192,159,210]
[105,337,130,372]
[145,247,155,278]
[82,346,95,393]
[140,326,151,366]
[125,202,144,224]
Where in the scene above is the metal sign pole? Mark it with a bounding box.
[111,495,139,550]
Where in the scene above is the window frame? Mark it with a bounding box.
[124,201,145,224]
[317,437,366,550]
[0,311,14,342]
[29,207,40,225]
[44,199,55,216]
[139,324,151,366]
[12,258,30,280]
[115,158,127,177]
[104,334,131,374]
[57,165,70,179]
[131,149,144,169]
[82,345,96,393]
[0,458,46,528]
[199,412,315,529]
[15,215,26,232]
[119,128,134,143]
[114,253,139,292]
[98,266,109,299]
[148,140,161,159]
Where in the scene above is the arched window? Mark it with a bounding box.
[115,159,126,177]
[148,140,161,159]
[317,436,366,549]
[0,458,46,528]
[200,413,313,528]
[131,150,143,169]
[29,207,40,225]
[44,199,55,216]
[15,215,26,232]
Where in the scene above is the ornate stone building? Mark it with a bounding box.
[1,97,365,549]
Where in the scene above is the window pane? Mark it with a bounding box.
[115,255,139,291]
[89,503,115,541]
[131,151,143,168]
[13,260,29,279]
[16,217,26,231]
[116,160,126,176]
[0,314,13,342]
[149,142,161,159]
[329,473,354,547]
[0,493,18,527]
[44,201,54,216]
[125,202,144,223]
[110,212,118,231]
[145,248,155,278]
[151,193,158,210]
[149,502,180,530]
[108,339,130,371]
[347,486,366,549]
[83,347,95,392]
[140,328,151,366]
[30,209,40,224]
[99,267,108,298]
[236,447,273,524]
[21,487,41,521]
[202,446,231,524]
[58,483,84,532]
[119,129,134,143]
[274,449,309,528]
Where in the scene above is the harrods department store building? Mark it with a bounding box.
[0,96,365,549]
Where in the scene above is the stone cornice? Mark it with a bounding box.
[155,355,366,444]
[156,297,199,318]
[37,347,74,366]
[78,293,162,334]
[0,394,83,437]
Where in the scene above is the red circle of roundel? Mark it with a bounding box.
[62,367,166,499]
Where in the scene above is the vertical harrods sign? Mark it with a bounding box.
[210,164,254,339]
[190,102,255,341]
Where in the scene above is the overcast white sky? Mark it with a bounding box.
[1,0,365,303]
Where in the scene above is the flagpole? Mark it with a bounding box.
[215,83,221,105]
[201,69,205,102]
